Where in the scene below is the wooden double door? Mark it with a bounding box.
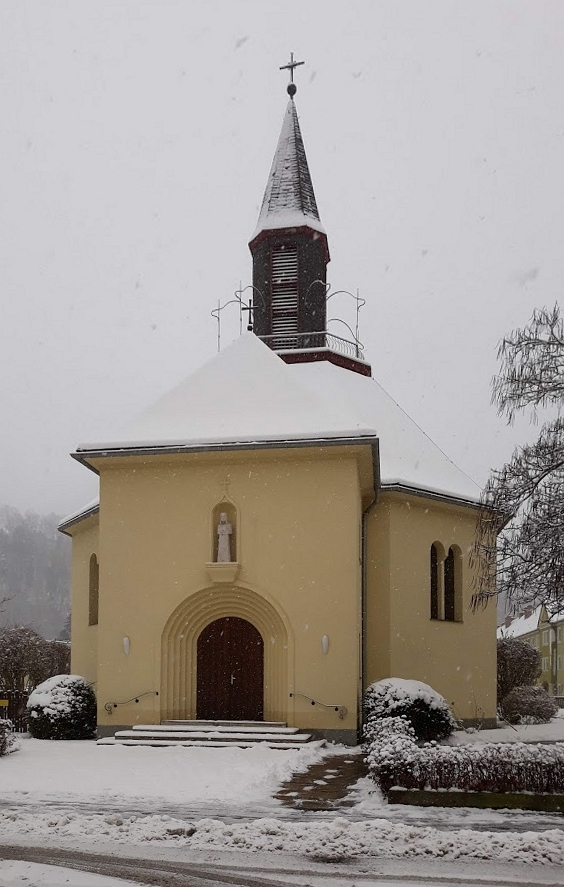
[196,616,264,721]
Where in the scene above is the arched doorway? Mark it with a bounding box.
[196,616,264,721]
[161,585,292,722]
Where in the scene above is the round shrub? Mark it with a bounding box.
[501,685,558,725]
[364,677,456,743]
[27,675,96,740]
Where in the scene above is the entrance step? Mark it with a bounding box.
[97,721,324,750]
[160,720,290,731]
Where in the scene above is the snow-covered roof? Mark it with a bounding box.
[75,333,480,505]
[58,497,99,534]
[287,360,480,503]
[78,334,375,451]
[497,606,542,639]
[250,98,326,243]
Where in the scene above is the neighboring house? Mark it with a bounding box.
[498,606,564,698]
[59,81,497,741]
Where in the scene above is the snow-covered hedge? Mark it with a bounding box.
[26,675,96,740]
[365,717,564,795]
[0,719,20,756]
[501,685,558,724]
[364,678,456,743]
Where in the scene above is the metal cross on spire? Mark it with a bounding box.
[280,52,304,97]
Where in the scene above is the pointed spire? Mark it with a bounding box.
[251,98,326,243]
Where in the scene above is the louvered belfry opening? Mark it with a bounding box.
[250,234,328,347]
[271,244,298,346]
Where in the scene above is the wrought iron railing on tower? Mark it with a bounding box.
[258,330,365,361]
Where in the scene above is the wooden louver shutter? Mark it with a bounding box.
[271,245,298,345]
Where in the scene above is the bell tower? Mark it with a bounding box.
[249,55,329,348]
[249,56,370,377]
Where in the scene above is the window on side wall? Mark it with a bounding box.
[89,554,99,626]
[430,542,462,622]
[430,543,440,619]
[444,545,462,622]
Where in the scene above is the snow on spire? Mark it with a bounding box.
[251,98,326,242]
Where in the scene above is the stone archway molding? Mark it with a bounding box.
[161,583,293,723]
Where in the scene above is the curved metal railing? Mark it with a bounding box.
[290,691,348,720]
[259,331,365,361]
[104,690,159,715]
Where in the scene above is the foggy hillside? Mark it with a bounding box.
[0,505,70,639]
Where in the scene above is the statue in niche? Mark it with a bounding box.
[216,512,233,563]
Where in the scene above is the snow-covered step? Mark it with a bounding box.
[97,737,325,750]
[133,722,298,734]
[98,720,323,749]
[160,719,288,729]
[113,729,312,743]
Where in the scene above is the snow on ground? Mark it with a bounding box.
[447,716,564,745]
[4,718,561,809]
[0,737,325,808]
[1,722,563,869]
[0,861,141,887]
[0,808,563,866]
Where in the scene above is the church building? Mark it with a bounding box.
[60,69,496,743]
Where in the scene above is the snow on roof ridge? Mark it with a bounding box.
[58,497,99,530]
[286,360,481,504]
[78,333,375,453]
[497,605,542,639]
[369,373,481,496]
[72,333,481,505]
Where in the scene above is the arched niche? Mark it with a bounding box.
[211,501,238,563]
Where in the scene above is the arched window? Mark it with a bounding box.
[430,541,445,620]
[444,548,455,621]
[89,554,99,626]
[430,544,439,620]
[430,542,461,622]
[444,545,462,622]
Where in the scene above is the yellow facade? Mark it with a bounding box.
[366,493,496,722]
[66,442,497,742]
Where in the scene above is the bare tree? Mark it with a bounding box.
[492,305,564,420]
[0,626,70,692]
[473,306,564,611]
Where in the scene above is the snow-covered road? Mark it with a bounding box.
[1,842,564,887]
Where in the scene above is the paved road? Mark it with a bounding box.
[1,844,563,887]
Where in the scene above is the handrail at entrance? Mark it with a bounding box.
[290,691,348,720]
[104,690,159,715]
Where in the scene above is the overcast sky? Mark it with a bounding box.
[1,1,563,517]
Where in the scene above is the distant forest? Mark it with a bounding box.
[0,505,70,640]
